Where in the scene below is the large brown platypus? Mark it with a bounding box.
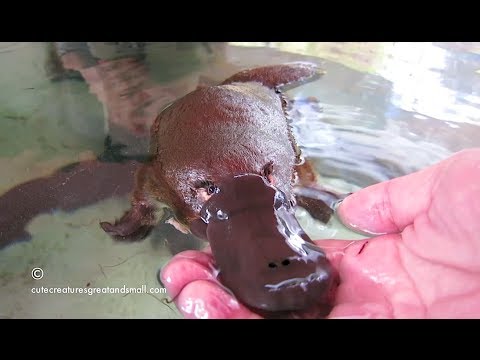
[100,63,343,316]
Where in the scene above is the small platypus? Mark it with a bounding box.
[100,62,344,315]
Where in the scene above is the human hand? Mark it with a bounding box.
[329,147,480,318]
[160,148,480,319]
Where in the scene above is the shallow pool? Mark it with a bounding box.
[1,42,479,318]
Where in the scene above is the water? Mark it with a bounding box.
[0,42,479,318]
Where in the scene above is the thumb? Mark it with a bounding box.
[336,156,448,235]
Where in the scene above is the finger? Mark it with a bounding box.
[312,239,356,270]
[160,250,260,319]
[176,280,261,319]
[337,156,446,235]
[160,250,216,300]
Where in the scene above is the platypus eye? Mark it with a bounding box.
[207,184,218,195]
[263,161,274,182]
[198,180,219,195]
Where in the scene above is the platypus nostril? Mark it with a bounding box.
[216,209,229,220]
[268,262,277,268]
[281,259,290,266]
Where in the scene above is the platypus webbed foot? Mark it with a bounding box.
[294,186,349,224]
[100,202,156,241]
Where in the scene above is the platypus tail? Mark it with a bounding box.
[221,62,325,91]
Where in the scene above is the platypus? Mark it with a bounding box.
[100,63,344,316]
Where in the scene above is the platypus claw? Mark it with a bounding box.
[100,221,153,241]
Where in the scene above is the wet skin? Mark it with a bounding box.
[189,174,338,316]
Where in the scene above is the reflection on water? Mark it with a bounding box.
[278,42,480,188]
[379,42,480,125]
[0,42,479,318]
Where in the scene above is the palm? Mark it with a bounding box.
[330,150,480,318]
